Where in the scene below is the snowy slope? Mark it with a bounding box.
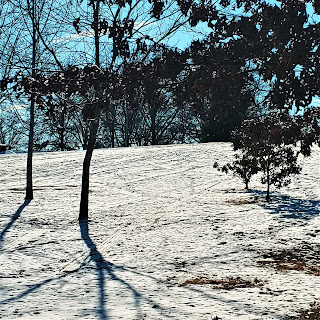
[0,142,319,320]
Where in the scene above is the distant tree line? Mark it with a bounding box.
[0,1,262,154]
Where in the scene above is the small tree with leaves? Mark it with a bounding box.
[230,114,303,200]
[214,153,259,190]
[259,145,301,200]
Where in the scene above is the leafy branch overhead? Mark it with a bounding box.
[209,0,320,111]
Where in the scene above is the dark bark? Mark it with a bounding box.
[109,106,115,148]
[124,104,129,147]
[79,116,100,221]
[79,0,102,221]
[59,110,65,151]
[93,1,100,67]
[150,107,157,145]
[266,183,270,201]
[111,128,115,148]
[266,160,270,201]
[26,97,34,200]
[59,128,65,151]
[266,186,270,201]
[79,145,93,220]
[26,0,37,200]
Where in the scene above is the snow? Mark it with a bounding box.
[0,142,319,320]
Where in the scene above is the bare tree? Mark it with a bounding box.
[1,0,70,197]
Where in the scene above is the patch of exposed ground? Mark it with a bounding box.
[226,196,259,205]
[178,276,263,290]
[284,303,320,320]
[258,244,320,276]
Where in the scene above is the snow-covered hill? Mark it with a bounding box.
[0,142,319,320]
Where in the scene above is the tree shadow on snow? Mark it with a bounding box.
[0,216,171,319]
[79,220,112,320]
[0,199,31,247]
[249,190,320,220]
[79,220,168,320]
[0,274,68,305]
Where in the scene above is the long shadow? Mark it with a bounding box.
[249,190,320,220]
[0,274,67,305]
[79,220,110,320]
[0,213,170,319]
[79,220,148,320]
[0,199,31,247]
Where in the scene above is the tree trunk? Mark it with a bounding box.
[59,110,65,151]
[266,161,270,201]
[124,103,129,147]
[150,107,157,145]
[26,98,34,200]
[60,128,65,151]
[79,143,94,220]
[78,0,102,221]
[266,182,270,201]
[79,116,100,221]
[109,106,115,148]
[111,126,115,148]
[93,1,100,67]
[26,0,37,200]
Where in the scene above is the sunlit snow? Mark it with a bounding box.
[0,142,319,319]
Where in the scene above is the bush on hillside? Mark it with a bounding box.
[215,114,304,200]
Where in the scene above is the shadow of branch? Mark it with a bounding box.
[0,273,67,305]
[79,220,110,320]
[0,199,31,247]
[249,190,320,220]
[79,219,172,320]
[80,220,145,320]
[271,198,320,220]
